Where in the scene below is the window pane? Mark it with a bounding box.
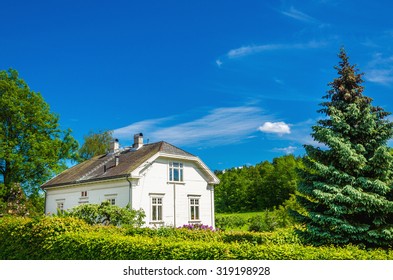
[174,169,179,181]
[152,206,157,221]
[195,206,199,220]
[158,205,162,220]
[180,169,183,181]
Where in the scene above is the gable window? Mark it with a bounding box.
[151,197,163,222]
[189,197,200,221]
[169,162,183,182]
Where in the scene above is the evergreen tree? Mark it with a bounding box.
[296,49,393,247]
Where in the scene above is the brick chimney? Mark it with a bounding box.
[133,133,143,149]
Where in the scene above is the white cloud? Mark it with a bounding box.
[227,44,283,58]
[226,41,326,59]
[274,146,298,154]
[215,59,223,67]
[281,6,318,23]
[114,106,270,147]
[365,53,393,85]
[258,121,291,135]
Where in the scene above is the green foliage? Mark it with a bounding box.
[215,215,247,230]
[0,68,78,209]
[216,195,303,232]
[77,130,113,163]
[63,201,145,227]
[215,155,303,213]
[1,216,393,260]
[25,191,45,217]
[248,213,277,232]
[0,216,88,259]
[295,49,393,248]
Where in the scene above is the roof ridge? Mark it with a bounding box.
[160,141,195,157]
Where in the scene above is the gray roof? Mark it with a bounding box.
[41,141,195,188]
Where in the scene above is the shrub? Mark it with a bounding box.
[179,224,214,230]
[63,201,145,227]
[0,216,89,259]
[248,211,278,232]
[215,215,246,230]
[1,216,393,260]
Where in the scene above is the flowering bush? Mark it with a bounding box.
[178,224,214,231]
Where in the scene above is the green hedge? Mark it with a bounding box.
[1,216,393,260]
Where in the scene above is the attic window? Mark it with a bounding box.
[81,191,88,197]
[169,162,183,182]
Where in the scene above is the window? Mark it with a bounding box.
[151,197,163,222]
[169,162,183,182]
[81,191,88,197]
[107,198,116,205]
[105,194,117,205]
[57,202,64,213]
[189,198,200,221]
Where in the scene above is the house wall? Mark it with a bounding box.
[44,157,215,228]
[132,157,214,228]
[45,179,130,215]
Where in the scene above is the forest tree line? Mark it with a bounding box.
[214,155,304,213]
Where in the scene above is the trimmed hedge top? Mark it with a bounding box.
[1,216,392,260]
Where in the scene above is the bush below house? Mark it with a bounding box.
[1,216,392,260]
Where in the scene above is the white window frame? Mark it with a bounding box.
[81,191,88,197]
[150,195,164,223]
[56,200,65,213]
[107,198,116,205]
[169,162,184,182]
[105,194,117,206]
[188,196,201,222]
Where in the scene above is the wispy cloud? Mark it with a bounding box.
[113,106,271,147]
[274,146,298,154]
[227,44,283,59]
[365,53,393,85]
[215,59,223,67]
[281,6,318,23]
[258,121,291,136]
[226,41,326,59]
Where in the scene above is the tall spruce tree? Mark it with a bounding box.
[296,49,393,247]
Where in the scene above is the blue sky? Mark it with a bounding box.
[2,0,393,170]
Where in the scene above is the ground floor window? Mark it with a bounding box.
[189,197,200,221]
[56,201,64,213]
[107,198,116,205]
[151,197,163,222]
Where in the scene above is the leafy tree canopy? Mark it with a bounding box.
[0,69,78,205]
[77,130,113,163]
[215,155,303,213]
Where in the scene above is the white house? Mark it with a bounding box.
[41,133,220,228]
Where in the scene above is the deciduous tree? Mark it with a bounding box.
[77,130,113,162]
[0,69,78,209]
